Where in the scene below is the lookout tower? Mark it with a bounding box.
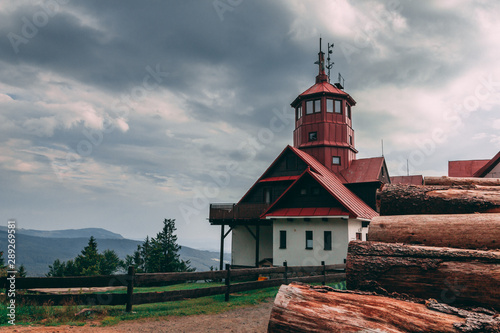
[290,39,357,173]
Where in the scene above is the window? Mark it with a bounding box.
[312,187,320,195]
[326,99,334,113]
[324,231,332,250]
[308,131,317,141]
[356,232,362,240]
[314,99,321,113]
[306,100,313,114]
[286,155,297,170]
[347,104,351,119]
[300,188,307,195]
[279,230,287,249]
[335,100,342,114]
[264,188,272,204]
[349,135,353,145]
[332,156,341,165]
[296,106,302,120]
[306,231,313,249]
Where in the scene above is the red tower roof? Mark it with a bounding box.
[291,81,356,107]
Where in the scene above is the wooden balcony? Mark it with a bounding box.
[209,203,270,224]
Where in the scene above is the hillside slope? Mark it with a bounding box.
[0,231,229,276]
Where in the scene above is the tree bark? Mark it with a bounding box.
[368,213,500,250]
[378,184,500,215]
[267,283,500,333]
[346,241,500,310]
[425,176,500,186]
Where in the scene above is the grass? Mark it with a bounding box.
[0,280,346,327]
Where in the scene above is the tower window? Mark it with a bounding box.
[279,230,287,249]
[306,231,313,249]
[296,106,302,120]
[306,100,313,114]
[326,99,334,113]
[347,104,351,119]
[332,156,341,165]
[324,231,332,250]
[308,131,317,141]
[335,100,342,114]
[349,135,353,145]
[314,99,321,113]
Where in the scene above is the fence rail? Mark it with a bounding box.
[3,263,346,311]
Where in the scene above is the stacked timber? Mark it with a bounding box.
[268,283,500,333]
[378,178,500,215]
[368,213,500,250]
[346,241,500,309]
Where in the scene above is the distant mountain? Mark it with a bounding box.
[0,226,124,239]
[0,228,230,276]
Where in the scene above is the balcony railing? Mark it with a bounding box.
[209,203,270,221]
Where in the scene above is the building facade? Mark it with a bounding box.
[209,40,389,268]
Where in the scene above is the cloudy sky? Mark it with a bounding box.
[1,0,500,250]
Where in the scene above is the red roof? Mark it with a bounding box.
[265,207,349,217]
[291,81,356,107]
[391,175,423,185]
[259,176,299,182]
[339,157,384,183]
[300,81,349,97]
[473,151,500,177]
[237,145,378,220]
[261,149,378,220]
[448,160,489,177]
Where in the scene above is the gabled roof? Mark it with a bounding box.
[339,157,385,184]
[473,151,500,177]
[261,162,378,220]
[448,160,489,177]
[237,145,378,220]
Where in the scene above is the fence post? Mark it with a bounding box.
[224,264,231,302]
[321,261,326,286]
[283,261,288,285]
[125,266,135,312]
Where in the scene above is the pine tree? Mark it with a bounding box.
[75,236,101,276]
[101,249,121,275]
[17,264,27,278]
[147,219,193,273]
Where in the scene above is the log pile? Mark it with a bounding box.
[378,183,500,215]
[368,213,500,250]
[268,283,500,333]
[268,177,500,332]
[346,241,500,309]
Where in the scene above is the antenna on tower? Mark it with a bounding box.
[326,43,334,81]
[381,139,384,157]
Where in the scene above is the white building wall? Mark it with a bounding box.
[485,163,500,178]
[272,218,349,266]
[348,219,368,241]
[231,225,273,267]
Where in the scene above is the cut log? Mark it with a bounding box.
[378,184,500,215]
[425,176,500,186]
[346,241,500,310]
[268,283,500,333]
[368,213,500,250]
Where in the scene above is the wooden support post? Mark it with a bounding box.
[321,261,326,285]
[225,264,231,302]
[220,225,225,271]
[283,261,288,285]
[255,225,260,267]
[125,266,135,312]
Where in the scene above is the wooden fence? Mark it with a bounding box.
[3,263,345,312]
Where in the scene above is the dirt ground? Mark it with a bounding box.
[0,300,274,333]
